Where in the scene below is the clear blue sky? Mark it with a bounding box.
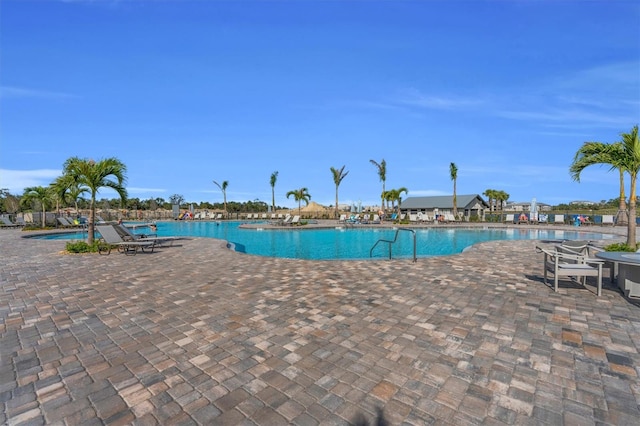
[1,0,639,209]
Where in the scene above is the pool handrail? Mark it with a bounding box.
[370,227,416,262]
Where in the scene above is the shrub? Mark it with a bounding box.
[66,240,102,253]
[604,242,639,252]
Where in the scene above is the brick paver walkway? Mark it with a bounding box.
[1,225,639,425]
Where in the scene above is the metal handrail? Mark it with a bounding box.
[369,227,416,262]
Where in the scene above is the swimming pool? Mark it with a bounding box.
[39,221,616,260]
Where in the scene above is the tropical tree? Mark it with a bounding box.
[572,126,640,246]
[62,157,127,244]
[370,158,386,212]
[570,141,629,226]
[270,171,278,213]
[449,162,458,216]
[213,180,229,216]
[286,187,311,217]
[52,174,88,214]
[386,187,408,216]
[330,166,349,219]
[495,190,510,212]
[483,189,497,212]
[20,186,54,228]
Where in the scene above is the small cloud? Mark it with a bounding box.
[395,89,483,110]
[0,169,61,194]
[0,86,79,100]
[128,187,166,194]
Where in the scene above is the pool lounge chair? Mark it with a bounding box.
[536,245,603,296]
[96,225,156,255]
[601,215,615,226]
[504,214,515,224]
[1,216,21,228]
[338,214,347,223]
[115,224,182,247]
[291,215,300,225]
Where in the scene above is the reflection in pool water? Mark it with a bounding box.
[36,221,616,261]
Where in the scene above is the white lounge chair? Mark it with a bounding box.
[601,215,615,226]
[553,214,565,225]
[504,214,515,224]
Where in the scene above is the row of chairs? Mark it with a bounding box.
[509,213,616,225]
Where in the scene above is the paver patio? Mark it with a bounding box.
[1,224,639,425]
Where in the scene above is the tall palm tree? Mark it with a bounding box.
[370,159,386,212]
[213,180,229,217]
[20,186,54,228]
[270,171,278,213]
[495,190,510,219]
[449,162,458,216]
[570,141,628,226]
[571,125,639,246]
[62,157,128,244]
[286,187,311,217]
[330,166,349,219]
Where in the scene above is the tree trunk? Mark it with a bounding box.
[627,175,637,248]
[88,196,96,245]
[617,169,629,226]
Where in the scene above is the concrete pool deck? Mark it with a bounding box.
[1,223,639,425]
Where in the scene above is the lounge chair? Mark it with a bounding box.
[601,215,615,226]
[372,214,381,224]
[290,215,300,225]
[0,216,20,228]
[536,246,603,296]
[57,217,76,228]
[280,214,292,225]
[261,213,267,220]
[504,214,515,224]
[552,214,565,225]
[115,224,181,247]
[96,225,156,255]
[338,214,347,223]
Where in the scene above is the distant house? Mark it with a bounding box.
[400,194,489,220]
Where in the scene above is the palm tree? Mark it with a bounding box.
[386,187,408,217]
[62,157,127,244]
[571,125,639,246]
[21,186,54,228]
[570,141,628,226]
[483,189,496,213]
[213,180,229,217]
[449,162,458,217]
[270,171,278,213]
[52,174,88,215]
[370,159,386,212]
[495,190,510,220]
[330,166,349,219]
[286,187,311,217]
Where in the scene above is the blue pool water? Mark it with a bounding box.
[39,221,616,260]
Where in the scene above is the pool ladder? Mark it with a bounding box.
[370,228,417,262]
